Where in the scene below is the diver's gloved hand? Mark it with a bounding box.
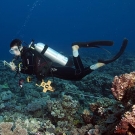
[9,62,16,71]
[98,38,128,64]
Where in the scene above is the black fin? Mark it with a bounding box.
[96,46,112,54]
[72,40,114,47]
[98,38,128,64]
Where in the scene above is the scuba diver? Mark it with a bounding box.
[8,38,128,91]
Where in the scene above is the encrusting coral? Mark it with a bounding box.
[89,97,116,114]
[110,72,135,135]
[87,125,101,135]
[0,122,28,135]
[111,71,135,101]
[82,109,93,125]
[46,94,80,130]
[114,105,135,134]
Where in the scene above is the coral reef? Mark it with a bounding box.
[114,105,135,135]
[46,95,80,131]
[70,124,93,135]
[89,97,116,113]
[82,109,93,125]
[0,122,28,135]
[111,71,135,101]
[87,125,101,135]
[108,72,135,135]
[0,52,135,135]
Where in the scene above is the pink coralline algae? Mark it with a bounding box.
[111,72,135,101]
[114,105,135,134]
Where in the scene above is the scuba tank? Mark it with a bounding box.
[29,41,69,66]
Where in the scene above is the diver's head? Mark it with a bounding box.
[9,39,23,56]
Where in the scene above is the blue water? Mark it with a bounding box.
[0,0,135,60]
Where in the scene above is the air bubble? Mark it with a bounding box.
[15,0,43,39]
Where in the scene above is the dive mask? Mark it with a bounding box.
[9,47,19,54]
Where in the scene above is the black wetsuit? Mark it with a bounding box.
[19,38,128,82]
[20,47,93,81]
[50,56,93,80]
